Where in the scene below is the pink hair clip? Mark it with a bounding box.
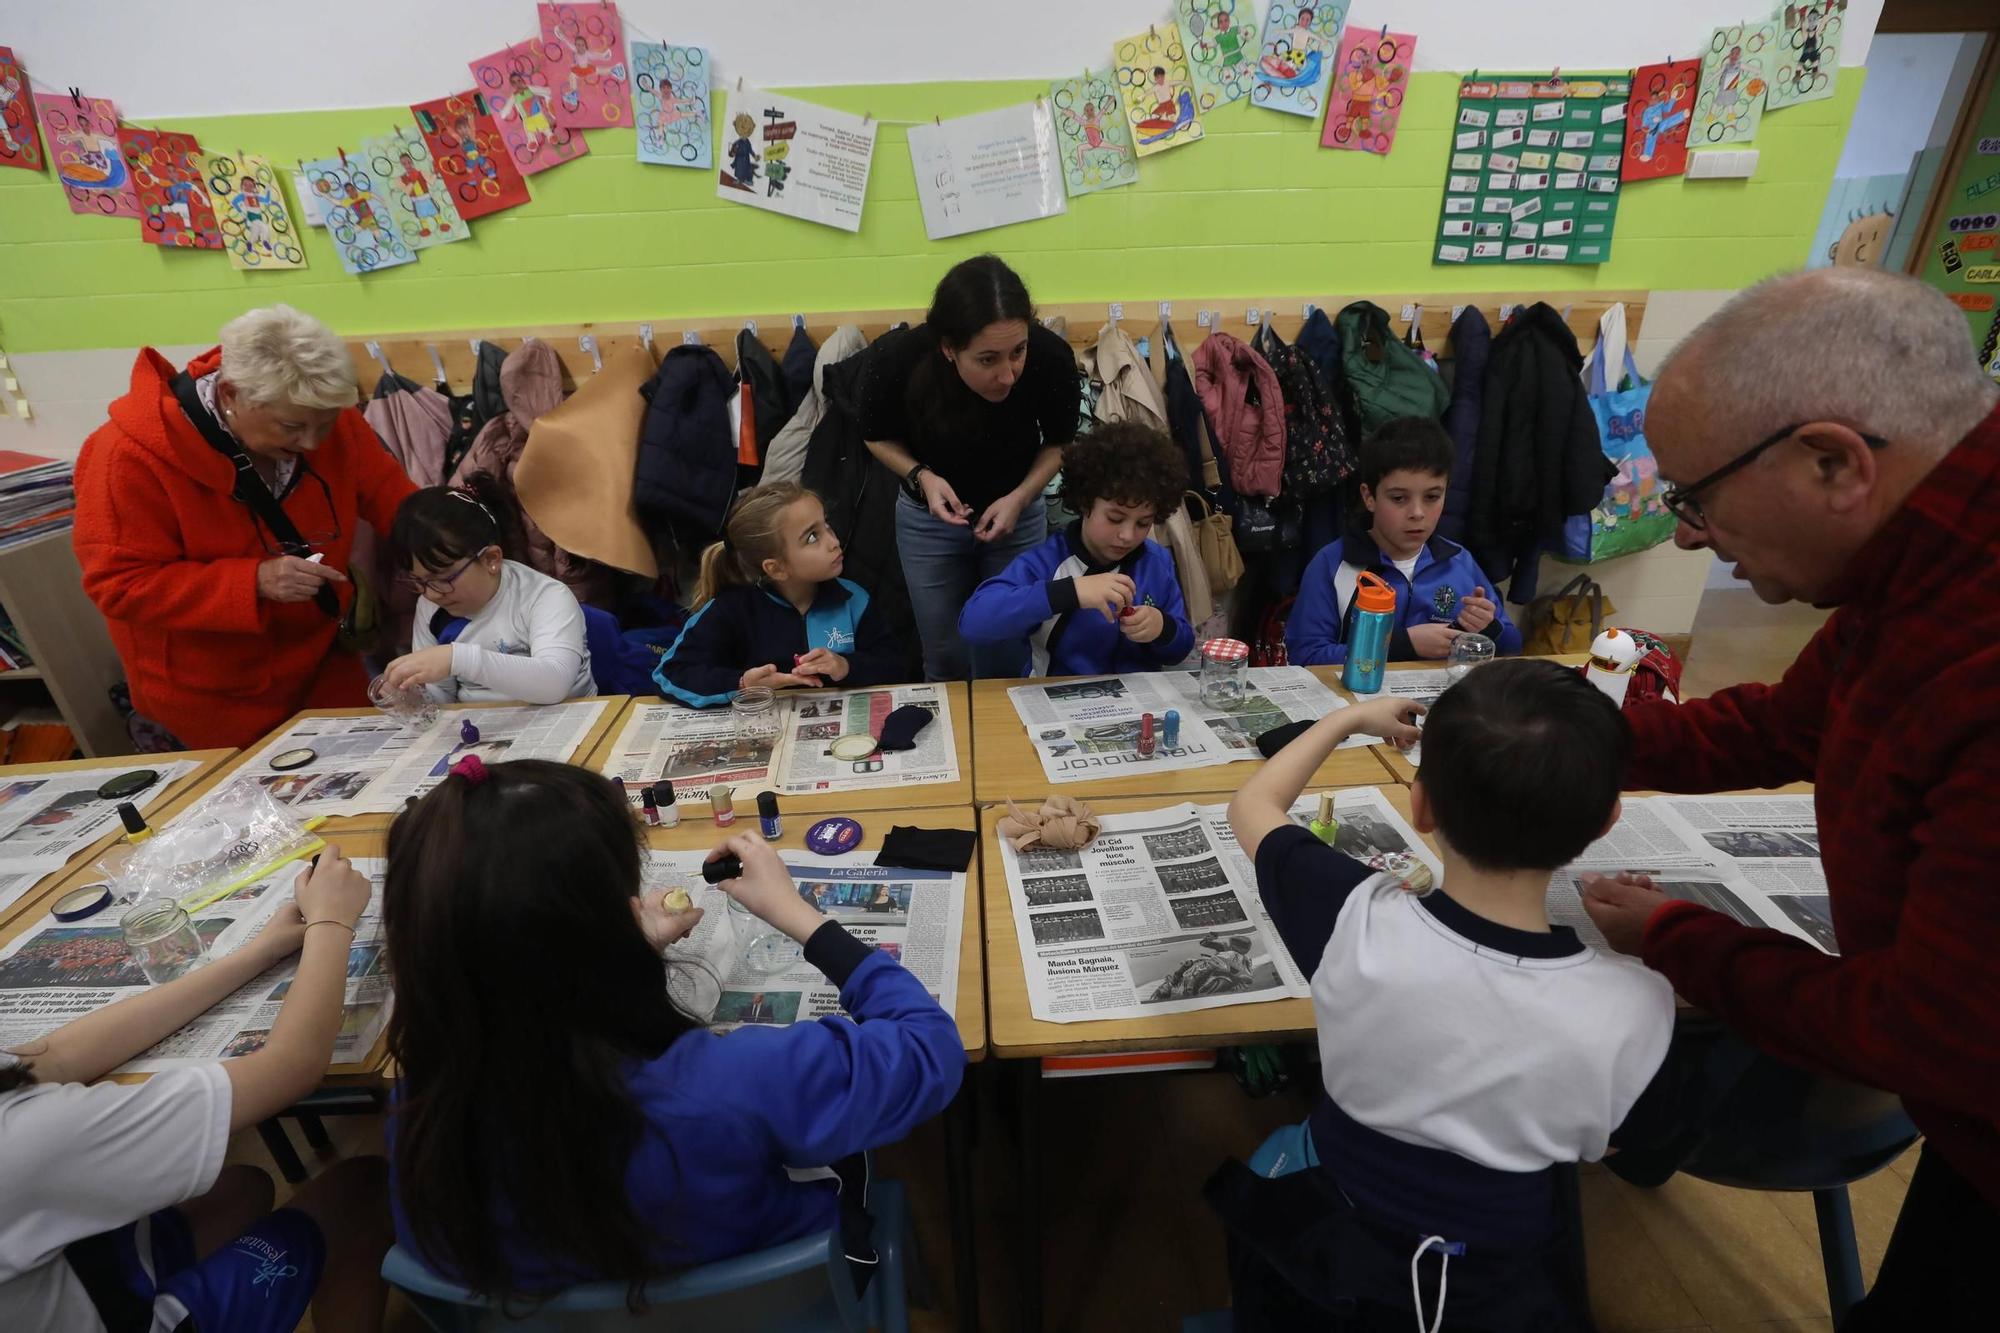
[450,754,490,786]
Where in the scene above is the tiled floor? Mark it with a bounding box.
[285,589,1875,1332]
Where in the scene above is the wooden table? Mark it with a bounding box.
[185,696,629,835]
[1334,654,1591,784]
[583,684,978,820]
[0,749,235,930]
[980,784,1429,1060]
[970,675,1399,806]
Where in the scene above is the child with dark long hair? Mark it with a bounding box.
[652,481,906,707]
[381,473,595,704]
[382,759,963,1301]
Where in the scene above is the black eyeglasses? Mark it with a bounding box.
[1662,422,1887,531]
[248,460,343,556]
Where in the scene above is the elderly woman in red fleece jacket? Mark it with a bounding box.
[1579,268,2000,1330]
[74,305,414,750]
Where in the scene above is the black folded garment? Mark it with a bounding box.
[874,825,976,872]
[876,704,934,753]
[1255,719,1314,758]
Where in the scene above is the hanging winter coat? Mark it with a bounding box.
[1193,331,1285,499]
[781,323,818,417]
[1469,303,1612,603]
[1085,323,1170,432]
[800,356,922,682]
[451,339,569,580]
[1438,306,1492,545]
[1252,322,1354,499]
[364,374,452,488]
[734,329,792,467]
[764,325,866,485]
[1296,308,1342,390]
[636,344,738,540]
[1334,301,1450,435]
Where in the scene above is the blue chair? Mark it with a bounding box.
[383,1180,912,1332]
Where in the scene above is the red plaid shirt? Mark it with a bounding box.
[1625,401,2000,1206]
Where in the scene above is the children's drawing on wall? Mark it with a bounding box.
[470,41,589,174]
[1115,24,1204,156]
[201,152,305,270]
[1253,2,1349,119]
[32,91,140,218]
[410,91,533,220]
[1321,27,1413,154]
[1769,1,1845,110]
[1176,1,1259,110]
[712,85,878,232]
[0,47,44,172]
[1622,59,1698,182]
[304,156,417,275]
[1808,174,1908,269]
[538,2,632,128]
[1692,21,1775,146]
[632,43,711,168]
[120,127,222,249]
[362,127,470,250]
[1050,68,1138,196]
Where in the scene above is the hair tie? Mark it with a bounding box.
[449,489,494,522]
[450,755,490,786]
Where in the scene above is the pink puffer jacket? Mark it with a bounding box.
[1193,331,1286,499]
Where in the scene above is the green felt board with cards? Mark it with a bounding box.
[1434,73,1632,268]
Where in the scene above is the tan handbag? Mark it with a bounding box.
[1160,507,1215,627]
[1522,573,1615,655]
[1186,490,1244,594]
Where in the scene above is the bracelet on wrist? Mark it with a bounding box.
[304,919,357,936]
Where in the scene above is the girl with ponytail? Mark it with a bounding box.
[383,472,596,704]
[652,482,907,707]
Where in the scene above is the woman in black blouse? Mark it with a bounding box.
[860,255,1081,680]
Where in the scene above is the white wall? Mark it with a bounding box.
[7,0,1882,119]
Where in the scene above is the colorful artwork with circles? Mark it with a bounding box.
[469,39,590,174]
[1766,1,1844,111]
[1049,67,1138,197]
[410,90,533,220]
[1114,23,1203,157]
[1252,1,1348,119]
[360,126,470,251]
[632,42,711,168]
[1321,28,1414,154]
[1692,20,1775,146]
[118,127,222,249]
[32,91,139,217]
[538,2,632,129]
[200,152,305,270]
[0,46,44,172]
[1622,59,1699,182]
[1175,0,1259,110]
[303,156,416,275]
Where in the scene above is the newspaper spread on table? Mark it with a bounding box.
[1549,794,1834,955]
[1006,667,1353,784]
[213,715,423,818]
[998,787,1438,1023]
[1340,667,1449,766]
[642,849,966,1030]
[0,759,201,887]
[604,684,960,804]
[0,857,389,1074]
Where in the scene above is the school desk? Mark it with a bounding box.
[183,695,630,835]
[969,675,1401,807]
[584,682,978,821]
[645,803,985,1332]
[0,749,235,931]
[1338,653,1592,784]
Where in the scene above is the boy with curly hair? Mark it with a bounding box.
[959,421,1195,676]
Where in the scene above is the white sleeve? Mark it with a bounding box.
[409,596,460,705]
[449,579,588,705]
[0,1064,232,1280]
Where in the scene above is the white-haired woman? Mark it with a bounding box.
[75,305,415,749]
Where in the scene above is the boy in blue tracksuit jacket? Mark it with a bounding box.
[1288,417,1521,667]
[959,422,1196,677]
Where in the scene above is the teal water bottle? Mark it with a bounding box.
[1341,570,1398,694]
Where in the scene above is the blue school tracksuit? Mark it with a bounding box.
[957,522,1195,677]
[1286,529,1522,667]
[653,577,903,707]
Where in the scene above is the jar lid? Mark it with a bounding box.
[1201,638,1249,663]
[829,734,879,761]
[52,884,112,921]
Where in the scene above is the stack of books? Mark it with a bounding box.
[0,450,74,550]
[0,605,30,672]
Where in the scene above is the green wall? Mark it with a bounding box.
[0,73,1861,354]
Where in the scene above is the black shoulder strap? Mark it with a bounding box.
[171,371,338,619]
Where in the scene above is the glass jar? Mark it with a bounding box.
[120,899,205,985]
[731,686,780,747]
[368,673,440,734]
[1445,633,1497,685]
[1199,638,1249,711]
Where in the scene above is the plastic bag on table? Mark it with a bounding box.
[101,784,324,915]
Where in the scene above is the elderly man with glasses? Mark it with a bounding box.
[1579,267,2000,1326]
[74,305,415,749]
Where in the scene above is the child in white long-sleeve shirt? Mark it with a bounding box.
[381,478,596,705]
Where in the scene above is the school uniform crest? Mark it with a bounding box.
[1431,585,1460,619]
